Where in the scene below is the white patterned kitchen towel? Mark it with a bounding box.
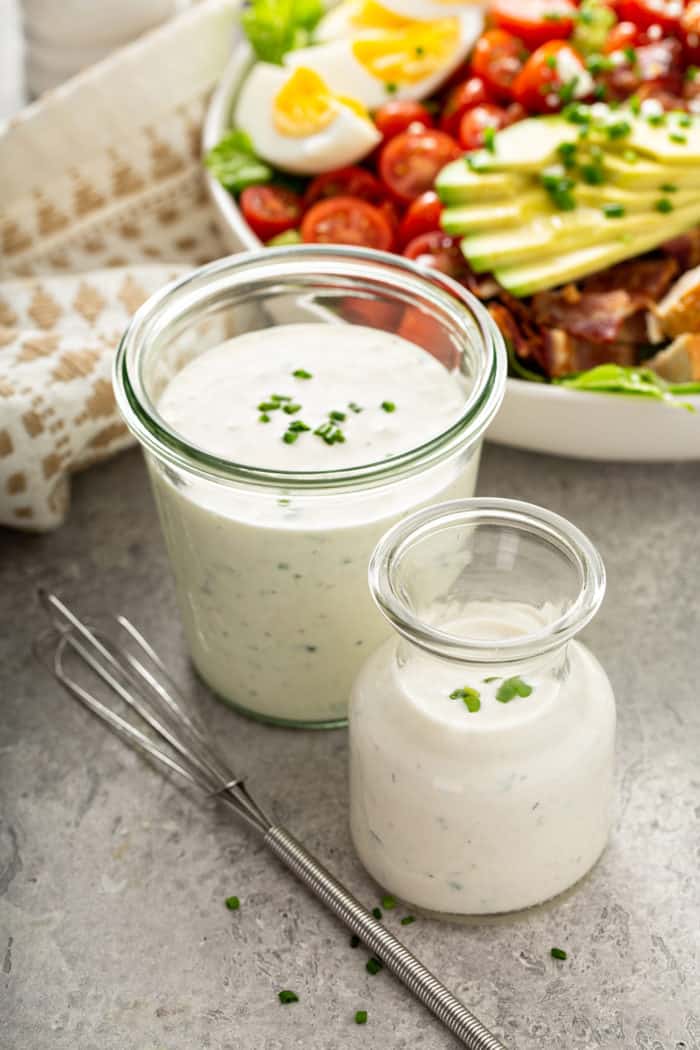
[0,0,238,530]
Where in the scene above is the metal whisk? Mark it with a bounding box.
[36,590,506,1050]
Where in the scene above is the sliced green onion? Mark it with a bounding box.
[225,895,240,910]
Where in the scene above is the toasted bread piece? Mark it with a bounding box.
[646,333,700,383]
[656,264,700,337]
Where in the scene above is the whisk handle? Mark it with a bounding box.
[264,825,506,1050]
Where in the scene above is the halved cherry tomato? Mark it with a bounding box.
[303,166,386,209]
[603,20,646,54]
[439,76,493,135]
[682,2,700,63]
[470,29,526,100]
[402,231,467,281]
[398,191,442,247]
[513,40,590,113]
[377,199,401,251]
[340,296,404,331]
[239,185,302,242]
[616,0,683,34]
[458,103,510,151]
[379,130,462,205]
[374,100,434,140]
[604,35,684,97]
[491,0,577,51]
[300,195,394,250]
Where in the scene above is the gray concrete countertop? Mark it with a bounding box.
[1,443,699,1050]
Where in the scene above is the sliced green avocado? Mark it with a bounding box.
[492,198,700,296]
[435,160,527,205]
[463,206,680,272]
[625,114,700,166]
[466,117,579,173]
[603,151,700,190]
[442,190,551,235]
[576,182,699,212]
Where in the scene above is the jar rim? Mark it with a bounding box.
[369,498,607,663]
[113,246,506,492]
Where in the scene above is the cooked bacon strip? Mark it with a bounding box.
[488,301,546,372]
[662,228,700,272]
[531,289,648,344]
[542,331,638,377]
[581,257,678,300]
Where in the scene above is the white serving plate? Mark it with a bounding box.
[202,44,700,462]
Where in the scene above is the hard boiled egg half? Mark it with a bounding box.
[285,8,483,109]
[318,0,480,41]
[234,64,381,175]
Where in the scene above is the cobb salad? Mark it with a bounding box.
[206,0,700,403]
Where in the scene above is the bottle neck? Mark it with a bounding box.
[396,634,571,685]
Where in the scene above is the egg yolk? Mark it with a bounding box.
[349,0,414,30]
[273,68,369,137]
[352,17,460,84]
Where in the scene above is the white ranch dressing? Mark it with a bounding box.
[349,602,616,914]
[154,323,476,724]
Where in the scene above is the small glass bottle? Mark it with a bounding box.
[349,498,615,916]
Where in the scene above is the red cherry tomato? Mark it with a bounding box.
[402,231,467,281]
[379,129,462,205]
[303,166,386,209]
[682,1,700,63]
[470,29,527,100]
[397,191,442,247]
[616,0,683,34]
[603,20,646,53]
[374,100,434,140]
[239,185,302,242]
[490,0,577,51]
[340,297,404,332]
[377,199,401,251]
[300,196,394,250]
[398,307,458,367]
[439,76,493,135]
[458,103,510,151]
[513,40,589,113]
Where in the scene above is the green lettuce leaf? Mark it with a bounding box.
[241,0,324,64]
[204,129,273,194]
[555,364,697,411]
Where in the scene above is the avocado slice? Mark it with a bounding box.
[442,190,552,235]
[576,183,699,212]
[463,206,680,272]
[626,114,700,166]
[492,198,700,296]
[435,160,527,205]
[466,117,579,173]
[603,152,700,190]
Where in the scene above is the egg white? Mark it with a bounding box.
[285,9,483,109]
[234,63,382,175]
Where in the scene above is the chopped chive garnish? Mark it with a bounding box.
[283,403,301,414]
[545,54,557,69]
[355,1010,368,1025]
[400,915,416,926]
[350,934,360,948]
[551,947,568,960]
[292,369,312,379]
[258,400,281,411]
[669,132,687,144]
[580,162,605,185]
[602,202,626,218]
[314,422,345,445]
[287,420,310,432]
[381,895,397,910]
[385,81,398,95]
[283,431,299,444]
[366,958,383,975]
[541,168,576,210]
[496,676,533,703]
[449,686,481,713]
[348,401,363,413]
[372,907,382,920]
[278,990,299,1004]
[225,895,240,910]
[259,413,271,423]
[660,183,678,192]
[678,113,692,127]
[606,120,631,140]
[415,44,425,56]
[557,141,577,169]
[329,410,347,422]
[271,394,291,401]
[655,197,674,212]
[381,401,396,413]
[623,46,637,64]
[483,126,497,153]
[622,148,638,164]
[628,94,641,115]
[687,65,699,81]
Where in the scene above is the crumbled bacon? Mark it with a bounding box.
[581,257,679,300]
[661,228,700,271]
[532,289,648,344]
[542,331,638,377]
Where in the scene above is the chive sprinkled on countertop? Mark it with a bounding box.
[350,934,360,948]
[381,894,397,910]
[278,989,299,1004]
[292,368,312,379]
[355,1010,368,1025]
[366,957,383,975]
[381,401,396,413]
[372,906,382,920]
[400,915,416,926]
[225,895,240,910]
[551,947,568,960]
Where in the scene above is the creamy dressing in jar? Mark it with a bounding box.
[349,500,615,914]
[154,324,475,724]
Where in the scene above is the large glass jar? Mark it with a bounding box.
[114,247,506,728]
[350,498,615,914]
